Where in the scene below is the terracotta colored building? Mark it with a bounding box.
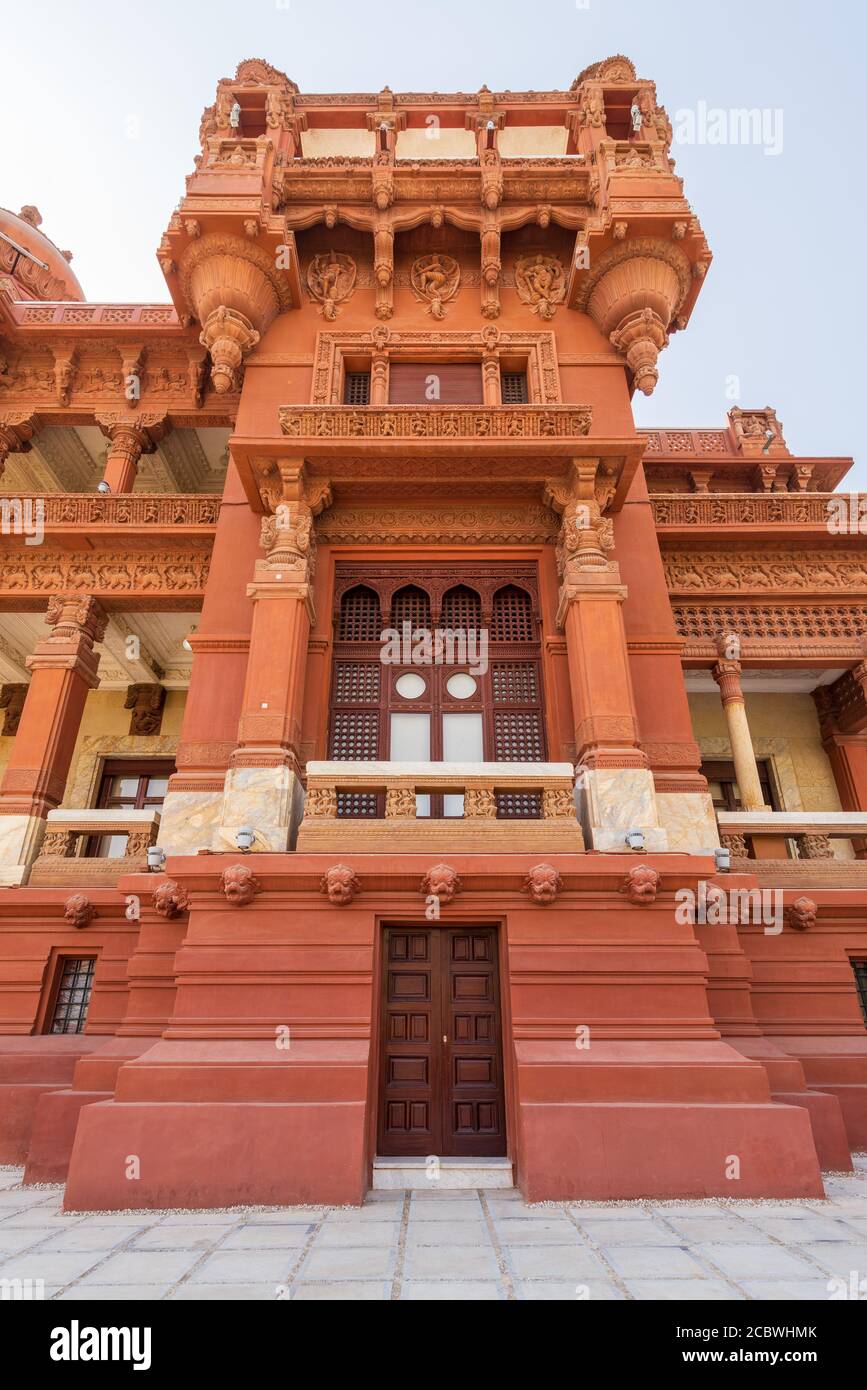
[1,55,866,1210]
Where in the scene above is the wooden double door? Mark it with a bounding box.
[378,926,507,1157]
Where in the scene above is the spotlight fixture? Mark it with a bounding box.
[714,847,731,872]
[146,846,166,872]
[235,826,255,853]
[97,480,111,495]
[182,625,198,653]
[625,830,646,852]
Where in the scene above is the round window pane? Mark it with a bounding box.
[446,673,478,700]
[395,672,427,699]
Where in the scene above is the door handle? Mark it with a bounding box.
[442,1034,447,1044]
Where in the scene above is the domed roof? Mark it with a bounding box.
[0,205,84,301]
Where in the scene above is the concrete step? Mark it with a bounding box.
[372,1156,514,1190]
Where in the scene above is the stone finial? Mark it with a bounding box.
[152,879,190,919]
[64,893,95,930]
[786,896,818,932]
[619,864,661,905]
[420,864,461,906]
[523,863,563,906]
[221,862,261,907]
[18,206,42,228]
[320,864,361,906]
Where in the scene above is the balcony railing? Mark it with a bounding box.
[717,810,867,887]
[29,810,160,887]
[296,761,584,853]
[277,404,593,454]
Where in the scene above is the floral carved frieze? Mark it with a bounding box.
[316,503,559,546]
[664,551,867,594]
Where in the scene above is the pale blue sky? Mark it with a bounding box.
[3,0,863,475]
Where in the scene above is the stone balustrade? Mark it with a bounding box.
[28,809,160,887]
[717,810,867,887]
[296,760,584,852]
[278,403,592,451]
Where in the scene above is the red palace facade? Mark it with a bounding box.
[0,55,866,1209]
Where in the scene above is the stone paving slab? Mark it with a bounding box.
[0,1158,865,1301]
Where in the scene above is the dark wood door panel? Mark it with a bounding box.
[442,929,506,1156]
[378,926,506,1158]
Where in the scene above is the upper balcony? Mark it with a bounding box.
[295,760,584,853]
[231,402,644,514]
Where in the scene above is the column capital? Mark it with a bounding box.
[26,595,107,687]
[96,411,169,492]
[712,657,744,707]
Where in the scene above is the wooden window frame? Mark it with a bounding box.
[329,564,546,817]
[314,328,562,407]
[41,952,98,1036]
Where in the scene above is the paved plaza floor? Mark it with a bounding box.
[1,1157,866,1302]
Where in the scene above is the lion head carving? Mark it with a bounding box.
[320,864,361,906]
[523,863,563,906]
[786,896,818,932]
[620,864,661,906]
[151,879,190,920]
[64,893,95,930]
[420,863,461,906]
[221,862,261,908]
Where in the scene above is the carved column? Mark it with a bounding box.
[711,645,768,812]
[0,596,106,884]
[156,459,259,856]
[218,463,332,851]
[482,349,501,406]
[370,347,389,404]
[546,461,667,851]
[96,413,168,493]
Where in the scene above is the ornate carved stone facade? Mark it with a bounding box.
[0,54,864,1219]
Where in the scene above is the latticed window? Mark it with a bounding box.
[330,709,380,761]
[333,662,380,704]
[492,585,535,642]
[441,585,482,635]
[329,566,546,817]
[337,586,382,642]
[392,585,431,632]
[501,371,529,404]
[495,791,541,819]
[492,662,538,704]
[493,710,544,762]
[48,957,95,1035]
[343,371,371,405]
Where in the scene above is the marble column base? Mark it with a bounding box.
[656,791,721,853]
[0,813,46,886]
[216,765,305,853]
[156,789,226,857]
[575,766,669,852]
